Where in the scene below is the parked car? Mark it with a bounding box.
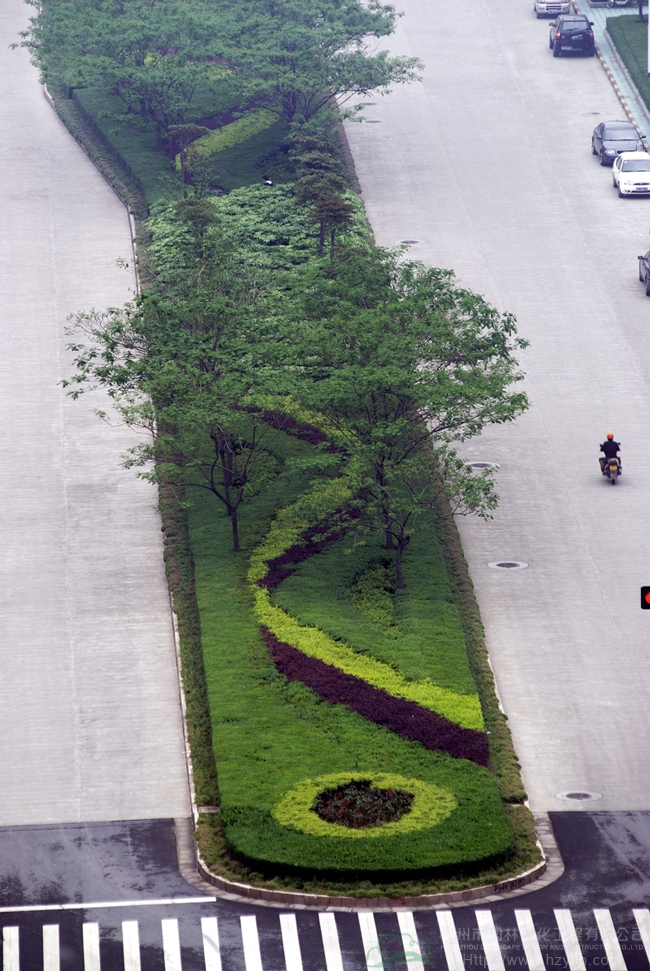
[592,120,644,165]
[535,0,569,18]
[549,15,595,56]
[612,152,650,196]
[638,251,650,295]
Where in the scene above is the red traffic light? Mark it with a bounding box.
[642,587,650,609]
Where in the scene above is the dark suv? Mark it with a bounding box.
[549,15,595,56]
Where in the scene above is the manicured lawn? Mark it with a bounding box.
[607,16,650,108]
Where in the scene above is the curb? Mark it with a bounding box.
[175,812,564,912]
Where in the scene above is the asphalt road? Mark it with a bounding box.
[343,0,650,813]
[1,815,650,969]
[0,0,190,824]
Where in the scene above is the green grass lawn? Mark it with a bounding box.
[607,16,650,107]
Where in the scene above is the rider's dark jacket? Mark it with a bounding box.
[600,439,621,458]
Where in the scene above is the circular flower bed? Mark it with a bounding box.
[272,772,457,838]
[313,779,414,828]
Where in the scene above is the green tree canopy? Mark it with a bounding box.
[286,247,529,584]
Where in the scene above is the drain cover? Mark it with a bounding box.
[400,239,420,244]
[364,119,382,124]
[556,790,603,802]
[469,462,497,470]
[362,102,378,106]
[488,561,528,570]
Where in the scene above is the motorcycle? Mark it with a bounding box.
[600,455,622,484]
[606,0,638,8]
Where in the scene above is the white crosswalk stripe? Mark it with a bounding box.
[201,916,222,971]
[240,915,264,971]
[320,912,345,971]
[594,909,627,971]
[162,918,183,971]
[43,923,60,971]
[476,910,506,971]
[280,913,304,971]
[358,912,383,971]
[397,912,425,971]
[122,919,142,971]
[0,904,642,970]
[437,910,465,971]
[554,910,587,971]
[633,909,650,964]
[2,926,19,971]
[514,910,545,971]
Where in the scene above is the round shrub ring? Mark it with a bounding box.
[272,772,457,839]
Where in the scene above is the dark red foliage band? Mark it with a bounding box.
[263,628,489,767]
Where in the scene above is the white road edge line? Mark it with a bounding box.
[0,895,216,914]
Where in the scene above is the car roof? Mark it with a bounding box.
[558,15,589,19]
[616,151,650,160]
[601,120,636,128]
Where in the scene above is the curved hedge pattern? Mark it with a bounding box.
[272,772,457,838]
[265,629,489,764]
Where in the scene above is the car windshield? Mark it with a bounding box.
[622,159,650,171]
[605,128,635,140]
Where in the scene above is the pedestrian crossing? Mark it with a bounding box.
[3,906,650,970]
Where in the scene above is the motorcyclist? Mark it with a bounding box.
[599,433,621,472]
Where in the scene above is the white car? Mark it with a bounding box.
[534,0,569,16]
[612,151,650,197]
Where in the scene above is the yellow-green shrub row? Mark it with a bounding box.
[254,586,484,730]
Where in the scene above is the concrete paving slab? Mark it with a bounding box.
[0,1,190,823]
[344,0,650,812]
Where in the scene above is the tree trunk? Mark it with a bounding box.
[395,535,410,589]
[318,220,325,256]
[230,507,240,553]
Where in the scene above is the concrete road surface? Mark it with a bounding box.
[344,0,650,811]
[0,0,190,823]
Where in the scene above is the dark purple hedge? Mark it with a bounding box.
[263,629,489,767]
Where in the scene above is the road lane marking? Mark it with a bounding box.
[201,916,222,971]
[83,923,101,971]
[320,913,344,971]
[476,911,505,971]
[280,913,304,971]
[437,910,465,971]
[554,911,586,971]
[0,895,215,914]
[594,910,627,971]
[162,918,182,971]
[43,924,60,971]
[633,910,650,963]
[2,927,19,971]
[397,913,424,971]
[240,915,263,971]
[358,912,383,971]
[122,920,141,971]
[515,910,545,971]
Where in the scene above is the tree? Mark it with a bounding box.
[219,0,422,125]
[308,193,356,256]
[19,0,238,146]
[65,199,287,552]
[287,247,529,585]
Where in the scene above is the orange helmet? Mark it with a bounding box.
[607,433,614,440]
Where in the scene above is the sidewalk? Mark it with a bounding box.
[575,1,650,137]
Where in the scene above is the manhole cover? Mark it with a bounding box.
[555,791,603,802]
[364,120,382,124]
[488,561,528,570]
[400,239,420,244]
[469,462,497,469]
[362,102,378,106]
